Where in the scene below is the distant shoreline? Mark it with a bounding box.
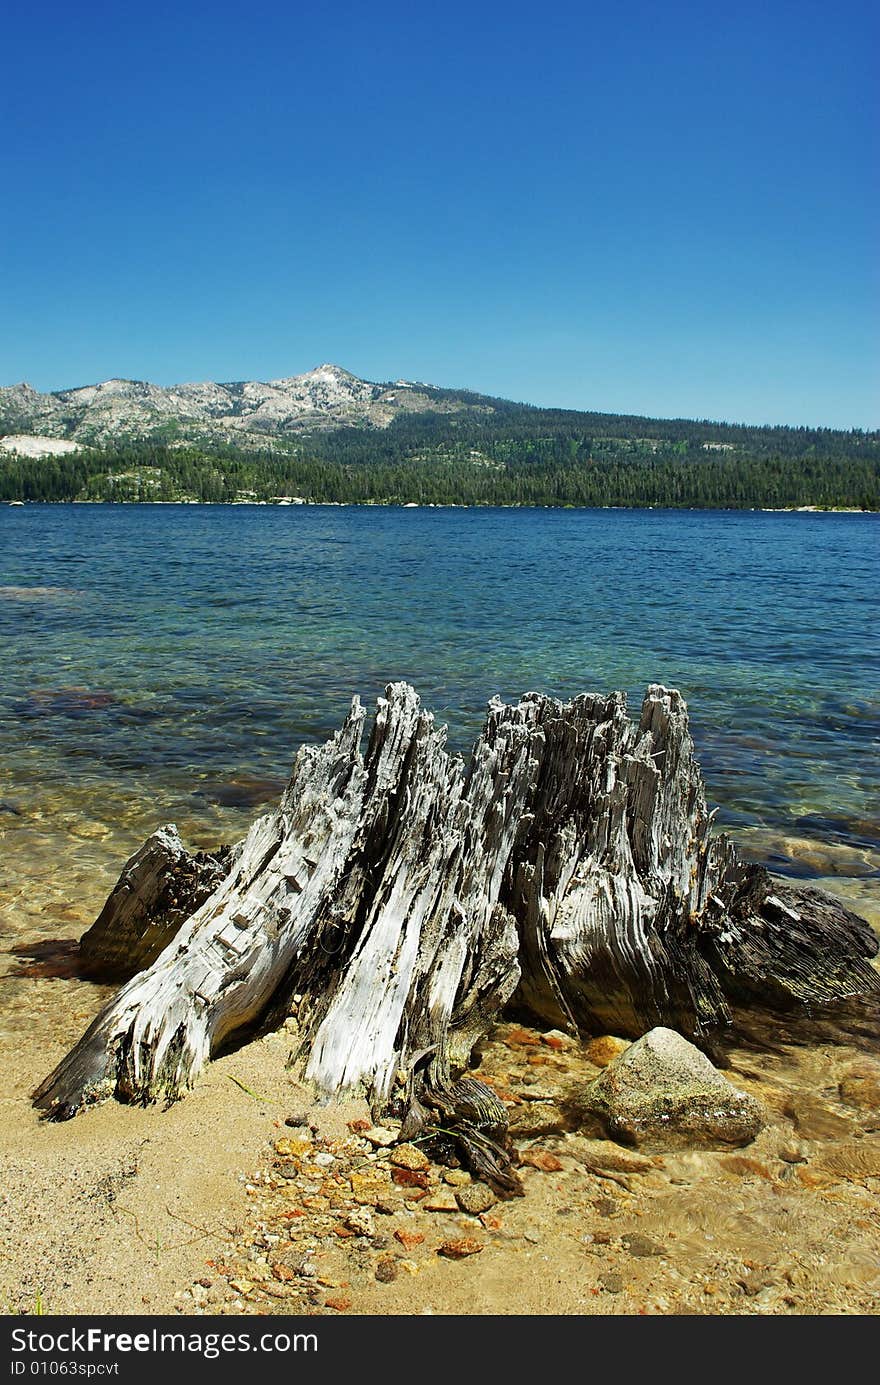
[4,500,876,513]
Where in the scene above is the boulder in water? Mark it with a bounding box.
[575,1026,766,1150]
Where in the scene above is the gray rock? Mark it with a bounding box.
[576,1027,766,1150]
[0,367,497,454]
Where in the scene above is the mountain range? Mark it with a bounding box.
[0,364,488,453]
[1,363,876,508]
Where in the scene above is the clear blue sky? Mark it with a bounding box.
[2,1,877,428]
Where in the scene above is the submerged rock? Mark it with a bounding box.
[575,1027,766,1150]
[389,1142,430,1171]
[838,1062,880,1114]
[507,1100,569,1137]
[374,1256,398,1283]
[817,1143,880,1180]
[584,1035,631,1068]
[455,1183,496,1215]
[565,1137,657,1175]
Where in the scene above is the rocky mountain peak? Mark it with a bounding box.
[0,365,481,449]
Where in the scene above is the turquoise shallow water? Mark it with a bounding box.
[0,504,878,935]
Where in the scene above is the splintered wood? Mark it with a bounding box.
[33,683,879,1127]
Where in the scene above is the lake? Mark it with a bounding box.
[0,504,878,975]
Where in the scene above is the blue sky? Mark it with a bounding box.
[2,1,877,427]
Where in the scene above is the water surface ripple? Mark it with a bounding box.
[1,505,877,928]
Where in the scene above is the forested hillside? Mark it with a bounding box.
[1,393,877,508]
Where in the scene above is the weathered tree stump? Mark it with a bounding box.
[79,826,231,982]
[33,683,879,1143]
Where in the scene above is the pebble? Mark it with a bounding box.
[363,1126,398,1148]
[585,1036,630,1068]
[375,1197,403,1216]
[593,1197,618,1216]
[313,1151,335,1167]
[736,1268,775,1297]
[375,1256,399,1283]
[455,1184,496,1216]
[390,1143,430,1171]
[599,1272,624,1293]
[437,1238,485,1259]
[274,1137,312,1159]
[442,1169,471,1187]
[351,1170,389,1202]
[621,1233,664,1258]
[394,1228,425,1251]
[70,821,107,840]
[520,1149,564,1172]
[569,1139,656,1175]
[391,1167,429,1189]
[274,1251,313,1276]
[425,1194,459,1213]
[344,1208,375,1237]
[508,1102,568,1137]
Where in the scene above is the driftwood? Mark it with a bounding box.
[34,683,879,1144]
[79,827,231,982]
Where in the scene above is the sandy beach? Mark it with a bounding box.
[2,701,878,1318]
[3,959,879,1317]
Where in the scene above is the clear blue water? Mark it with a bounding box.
[1,504,878,888]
